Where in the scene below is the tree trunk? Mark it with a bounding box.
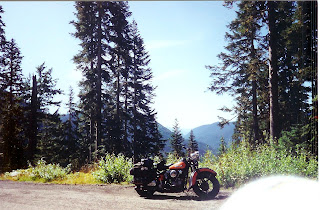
[124,76,128,154]
[95,2,102,159]
[268,1,280,142]
[28,75,38,161]
[133,53,138,162]
[250,34,259,144]
[252,79,259,143]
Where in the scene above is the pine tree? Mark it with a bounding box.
[34,63,63,163]
[72,1,132,158]
[207,2,314,149]
[299,1,318,156]
[188,130,198,153]
[264,1,312,144]
[0,39,25,170]
[106,1,133,155]
[0,6,6,171]
[25,75,38,162]
[129,20,164,160]
[71,2,97,160]
[62,86,82,168]
[267,1,280,141]
[36,111,65,164]
[218,136,227,156]
[170,119,185,157]
[277,1,318,155]
[72,2,163,160]
[207,1,267,145]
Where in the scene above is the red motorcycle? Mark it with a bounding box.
[130,151,220,199]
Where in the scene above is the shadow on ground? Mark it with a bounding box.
[143,192,230,201]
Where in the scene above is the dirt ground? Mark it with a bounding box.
[0,180,232,210]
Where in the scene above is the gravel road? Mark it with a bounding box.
[0,180,232,210]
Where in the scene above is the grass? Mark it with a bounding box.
[1,154,133,185]
[51,172,100,185]
[1,143,318,189]
[1,158,100,184]
[1,171,100,185]
[200,140,318,188]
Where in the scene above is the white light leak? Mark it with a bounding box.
[220,176,320,210]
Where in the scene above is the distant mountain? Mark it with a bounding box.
[183,122,235,154]
[157,123,173,153]
[59,116,231,156]
[157,123,226,155]
[158,123,172,141]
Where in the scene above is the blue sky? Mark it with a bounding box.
[1,1,237,131]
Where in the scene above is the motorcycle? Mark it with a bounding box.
[130,150,220,199]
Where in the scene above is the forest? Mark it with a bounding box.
[206,1,317,156]
[0,0,318,182]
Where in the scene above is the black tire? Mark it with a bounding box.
[135,187,155,197]
[193,172,220,199]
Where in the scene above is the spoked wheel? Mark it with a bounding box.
[193,172,220,199]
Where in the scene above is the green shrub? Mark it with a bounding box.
[199,141,318,188]
[93,153,133,184]
[29,158,71,182]
[4,158,71,182]
[166,153,181,165]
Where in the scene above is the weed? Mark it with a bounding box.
[200,142,318,188]
[4,158,71,183]
[93,153,133,184]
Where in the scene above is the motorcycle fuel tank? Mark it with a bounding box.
[169,161,186,170]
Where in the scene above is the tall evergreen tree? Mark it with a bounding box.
[129,21,164,160]
[25,75,38,162]
[267,1,280,141]
[207,1,267,145]
[72,1,131,158]
[34,63,63,163]
[218,136,227,156]
[300,1,318,156]
[62,86,82,168]
[278,1,318,155]
[72,1,163,160]
[105,1,133,155]
[208,1,315,150]
[0,39,25,170]
[71,1,101,160]
[188,130,198,153]
[0,6,7,171]
[170,119,185,157]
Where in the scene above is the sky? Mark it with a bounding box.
[1,1,237,131]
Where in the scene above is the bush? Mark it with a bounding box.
[166,153,181,165]
[199,141,318,188]
[93,153,133,184]
[29,158,71,182]
[4,158,71,182]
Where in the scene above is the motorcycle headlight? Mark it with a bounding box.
[190,151,199,160]
[170,170,178,178]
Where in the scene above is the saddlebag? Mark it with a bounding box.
[130,158,156,184]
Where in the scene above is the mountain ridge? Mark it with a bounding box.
[158,121,235,155]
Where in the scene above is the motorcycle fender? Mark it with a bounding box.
[188,168,217,190]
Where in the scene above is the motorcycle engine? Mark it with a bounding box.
[167,169,184,188]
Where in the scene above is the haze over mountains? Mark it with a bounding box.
[61,114,234,155]
[158,122,235,155]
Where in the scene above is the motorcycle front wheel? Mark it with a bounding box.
[193,172,220,199]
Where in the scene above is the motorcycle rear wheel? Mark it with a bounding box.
[193,172,220,199]
[135,186,155,197]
